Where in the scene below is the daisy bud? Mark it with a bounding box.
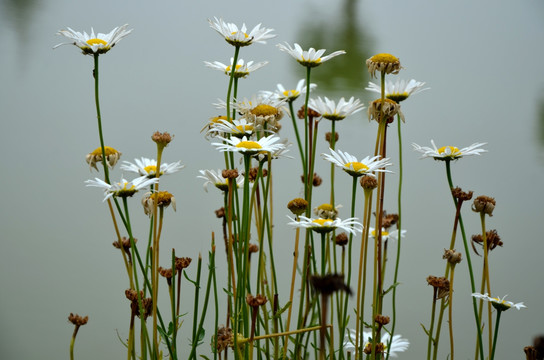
[151,131,173,148]
[366,53,402,78]
[472,195,496,216]
[86,146,122,171]
[335,232,348,246]
[68,313,89,327]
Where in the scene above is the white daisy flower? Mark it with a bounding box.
[235,95,285,131]
[366,79,429,103]
[343,329,409,357]
[471,293,526,311]
[277,42,345,68]
[255,138,292,161]
[207,118,257,138]
[120,158,184,179]
[212,134,285,155]
[204,58,268,79]
[287,215,363,235]
[368,227,407,241]
[260,79,317,103]
[197,169,244,192]
[85,176,158,201]
[54,24,132,55]
[208,17,275,47]
[309,96,365,121]
[322,148,392,177]
[412,140,487,161]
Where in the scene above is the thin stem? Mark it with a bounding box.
[490,310,503,360]
[427,289,438,360]
[480,212,493,356]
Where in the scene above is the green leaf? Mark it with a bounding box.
[273,301,292,319]
[184,271,198,287]
[383,282,400,295]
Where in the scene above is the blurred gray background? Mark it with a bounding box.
[1,0,544,358]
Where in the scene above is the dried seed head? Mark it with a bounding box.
[524,346,537,360]
[222,169,239,179]
[287,198,308,216]
[366,53,402,78]
[151,131,173,147]
[310,273,352,296]
[300,173,322,186]
[443,249,463,265]
[86,146,122,171]
[360,174,378,190]
[112,236,136,251]
[175,257,192,271]
[368,98,404,123]
[125,289,144,302]
[374,314,390,326]
[471,230,503,254]
[335,232,349,246]
[325,132,339,144]
[248,243,259,253]
[426,275,450,299]
[215,207,225,218]
[297,105,321,120]
[382,213,399,229]
[451,187,474,201]
[472,195,496,216]
[364,342,386,356]
[213,326,233,352]
[247,167,267,182]
[68,313,89,326]
[159,267,173,279]
[246,294,268,307]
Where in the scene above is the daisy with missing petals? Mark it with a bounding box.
[207,118,257,138]
[366,53,402,78]
[120,158,184,179]
[197,169,245,192]
[54,24,132,55]
[472,293,526,311]
[343,329,409,357]
[86,146,122,171]
[236,95,285,131]
[366,79,429,103]
[260,79,317,103]
[277,42,345,68]
[309,96,365,121]
[208,17,275,47]
[85,177,158,202]
[323,148,392,177]
[204,58,268,79]
[212,134,285,155]
[287,216,363,235]
[412,140,487,161]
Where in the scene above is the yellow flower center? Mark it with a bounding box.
[121,183,136,191]
[235,124,254,133]
[143,165,157,174]
[312,218,334,226]
[236,141,262,149]
[225,64,243,72]
[438,146,460,155]
[317,204,334,211]
[231,31,249,38]
[210,115,229,124]
[86,38,107,46]
[283,90,300,97]
[91,146,119,156]
[345,162,369,172]
[369,53,399,64]
[371,230,389,237]
[250,104,278,117]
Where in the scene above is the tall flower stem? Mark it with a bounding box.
[288,101,306,172]
[444,160,484,360]
[330,120,337,206]
[480,212,493,356]
[448,265,457,360]
[283,221,301,358]
[92,54,110,184]
[303,67,312,201]
[427,288,438,360]
[490,309,503,360]
[226,46,240,123]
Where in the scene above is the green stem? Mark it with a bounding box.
[226,46,240,122]
[288,100,306,172]
[490,310,502,360]
[427,289,438,360]
[92,54,110,184]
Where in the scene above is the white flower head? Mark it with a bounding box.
[85,176,158,202]
[277,42,345,68]
[368,227,407,241]
[235,94,285,131]
[260,79,317,103]
[207,118,258,139]
[343,329,409,357]
[287,215,363,235]
[204,58,268,79]
[212,134,285,155]
[54,24,132,55]
[323,148,392,177]
[472,293,526,311]
[208,17,275,47]
[309,96,365,121]
[120,158,184,179]
[412,140,487,161]
[366,79,429,103]
[197,169,244,192]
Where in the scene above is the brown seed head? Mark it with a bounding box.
[443,249,463,265]
[301,173,322,186]
[310,273,352,296]
[246,294,268,307]
[141,191,176,217]
[113,236,136,251]
[222,169,239,179]
[524,346,537,360]
[426,275,450,299]
[471,230,503,254]
[364,342,386,356]
[215,207,225,218]
[335,232,349,246]
[451,187,473,201]
[248,243,259,253]
[297,105,321,119]
[213,326,234,352]
[175,257,192,271]
[159,267,173,279]
[360,175,378,190]
[382,213,399,229]
[125,289,144,302]
[247,167,267,182]
[287,198,308,216]
[472,195,496,216]
[368,98,403,123]
[151,131,173,147]
[374,314,390,326]
[68,313,89,326]
[325,132,339,144]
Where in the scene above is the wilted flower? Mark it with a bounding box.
[86,146,122,171]
[54,24,132,55]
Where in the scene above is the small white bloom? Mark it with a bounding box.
[212,134,285,155]
[277,42,345,67]
[204,58,268,79]
[368,227,407,241]
[323,148,392,177]
[309,96,365,121]
[54,24,132,55]
[343,329,409,357]
[471,293,526,311]
[260,79,317,103]
[287,215,363,235]
[366,79,429,103]
[85,177,158,201]
[412,140,487,160]
[120,158,184,178]
[207,118,257,138]
[208,17,275,47]
[197,169,244,192]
